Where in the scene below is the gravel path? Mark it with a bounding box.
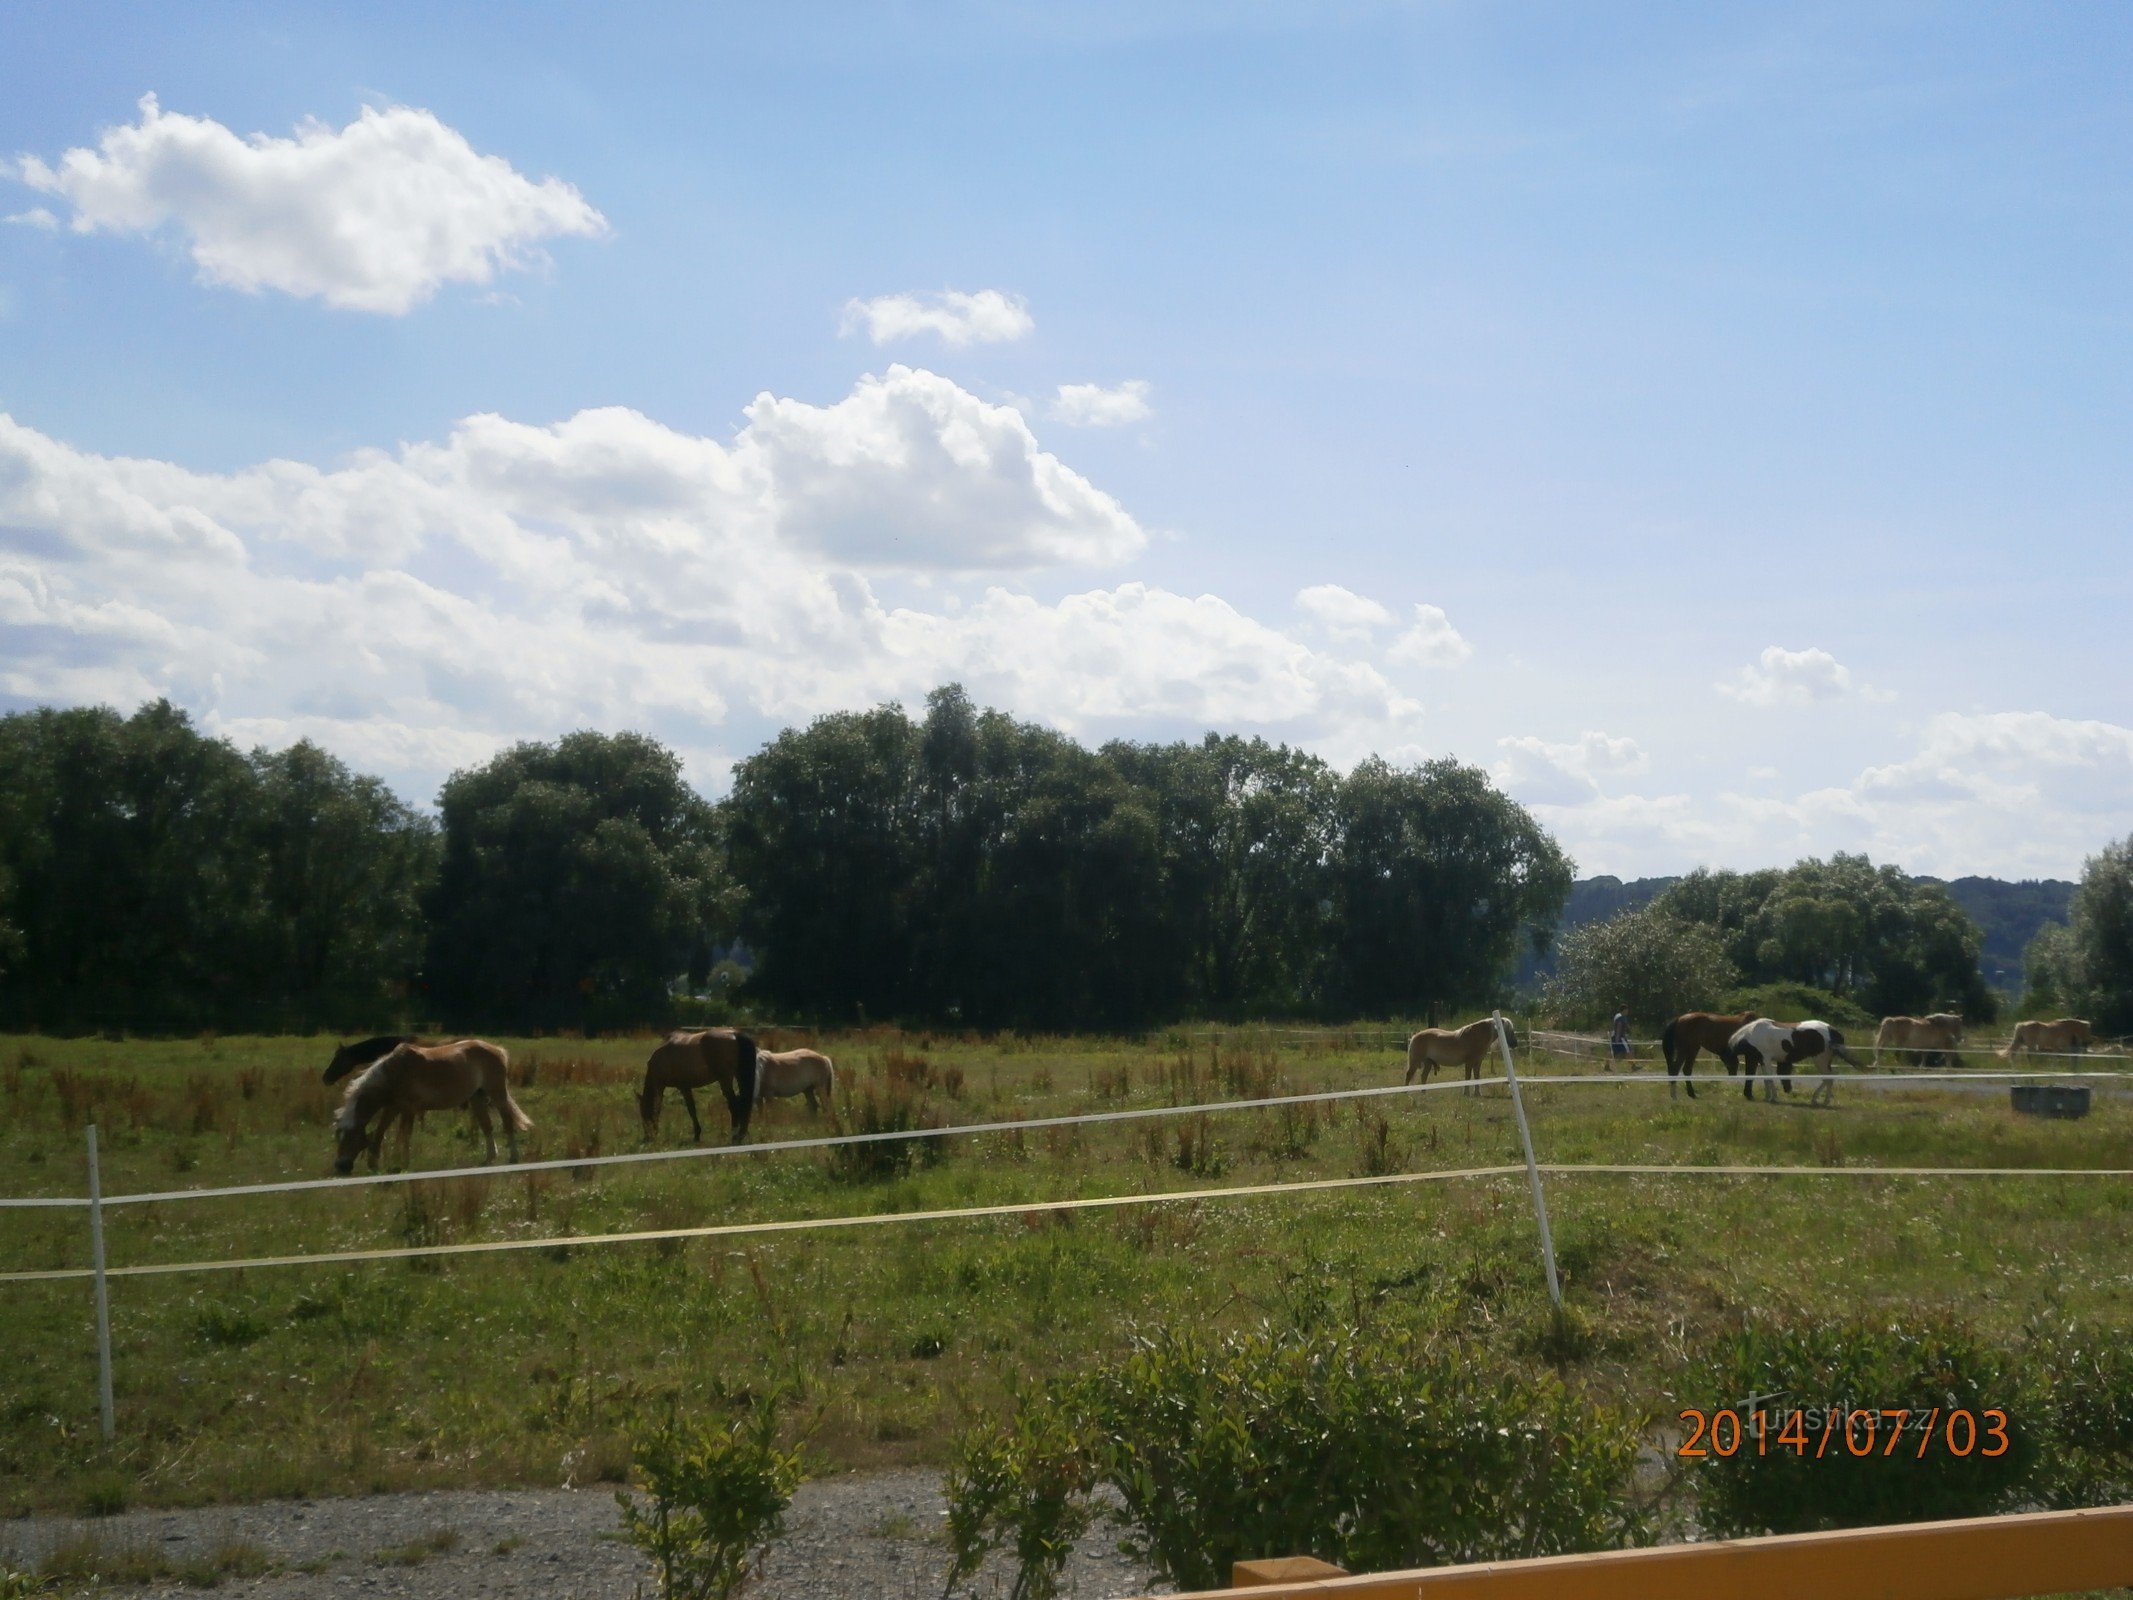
[1,1472,1170,1598]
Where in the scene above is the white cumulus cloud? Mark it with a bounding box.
[839,288,1034,346]
[1294,584,1393,643]
[12,94,608,313]
[1385,602,1473,668]
[1049,380,1153,427]
[0,375,1423,801]
[1717,645,1864,706]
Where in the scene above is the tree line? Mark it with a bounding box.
[8,691,2101,1037]
[0,691,1572,1032]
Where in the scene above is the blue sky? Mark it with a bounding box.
[2,2,2128,878]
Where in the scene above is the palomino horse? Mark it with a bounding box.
[1873,1013,1964,1067]
[1726,1019,1860,1108]
[322,1034,415,1085]
[2001,1018,2095,1058]
[1661,1011,1762,1099]
[1404,1018,1513,1096]
[756,1048,835,1113]
[332,1040,530,1174]
[640,1028,761,1144]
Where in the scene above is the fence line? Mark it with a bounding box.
[5,1158,2127,1287]
[5,1066,2127,1213]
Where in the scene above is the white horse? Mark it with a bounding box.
[1727,1019,1860,1108]
[756,1048,835,1113]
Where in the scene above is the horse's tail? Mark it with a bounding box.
[732,1033,759,1139]
[638,1070,660,1127]
[483,1045,533,1131]
[1660,1017,1678,1071]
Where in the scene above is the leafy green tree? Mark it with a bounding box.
[0,703,435,1029]
[1652,855,1991,1019]
[1324,758,1572,1016]
[1106,734,1337,1015]
[424,731,732,1027]
[2020,921,2079,1015]
[2036,836,2133,1034]
[1542,906,1739,1030]
[724,702,925,1022]
[244,741,437,1025]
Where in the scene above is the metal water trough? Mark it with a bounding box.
[2010,1083,2091,1119]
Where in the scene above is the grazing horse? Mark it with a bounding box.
[639,1028,761,1144]
[1661,1011,1763,1099]
[322,1035,415,1085]
[2001,1018,2095,1058]
[332,1040,529,1175]
[1404,1018,1513,1096]
[1873,1013,1965,1068]
[1727,1019,1860,1108]
[756,1048,835,1113]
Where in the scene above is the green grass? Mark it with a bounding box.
[0,1026,2126,1518]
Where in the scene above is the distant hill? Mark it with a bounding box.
[1919,876,2075,994]
[1516,873,2073,997]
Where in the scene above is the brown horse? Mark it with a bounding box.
[640,1028,761,1143]
[1661,1011,1763,1099]
[332,1040,530,1174]
[2001,1018,2095,1058]
[757,1048,835,1113]
[1404,1018,1512,1095]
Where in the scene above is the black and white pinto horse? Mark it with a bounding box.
[1725,1019,1862,1108]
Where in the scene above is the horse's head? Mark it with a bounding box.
[331,1052,398,1174]
[331,1103,371,1175]
[1499,1021,1523,1052]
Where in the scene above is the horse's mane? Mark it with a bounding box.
[335,1048,406,1134]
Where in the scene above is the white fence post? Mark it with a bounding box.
[1494,1011,1562,1309]
[87,1123,114,1441]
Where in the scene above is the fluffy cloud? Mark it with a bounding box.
[1492,732,1649,806]
[1513,710,2133,880]
[1717,645,1860,706]
[1385,603,1473,668]
[12,95,606,313]
[1050,380,1153,427]
[1295,584,1393,642]
[0,373,1420,800]
[839,288,1033,346]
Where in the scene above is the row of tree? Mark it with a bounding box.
[1543,847,2133,1033]
[725,685,1572,1028]
[9,692,2105,1036]
[0,693,1573,1032]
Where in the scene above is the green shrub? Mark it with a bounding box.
[944,1322,1644,1597]
[1691,1315,2033,1536]
[1721,983,1875,1030]
[2025,1319,2133,1509]
[615,1394,808,1600]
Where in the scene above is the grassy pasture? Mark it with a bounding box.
[0,1026,2127,1519]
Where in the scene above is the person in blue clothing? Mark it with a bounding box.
[1610,1007,1633,1071]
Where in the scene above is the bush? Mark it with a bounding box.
[615,1394,808,1600]
[944,1322,1644,1597]
[2025,1319,2133,1509]
[1721,982,1875,1031]
[1691,1315,2033,1537]
[1542,908,1737,1032]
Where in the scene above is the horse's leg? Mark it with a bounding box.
[470,1095,497,1163]
[393,1109,416,1169]
[681,1086,703,1143]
